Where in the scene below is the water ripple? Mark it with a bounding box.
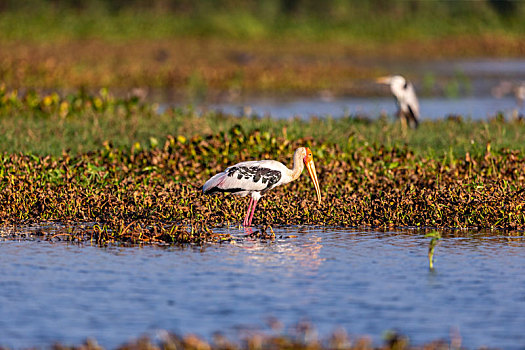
[1,227,524,349]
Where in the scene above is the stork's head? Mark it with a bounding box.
[376,75,407,96]
[299,147,321,204]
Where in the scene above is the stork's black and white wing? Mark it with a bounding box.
[202,160,289,196]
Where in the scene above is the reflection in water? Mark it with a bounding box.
[1,226,525,349]
[227,227,325,275]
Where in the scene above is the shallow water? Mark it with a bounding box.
[1,227,525,349]
[203,95,520,120]
[186,58,525,120]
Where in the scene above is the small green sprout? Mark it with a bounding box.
[425,231,442,270]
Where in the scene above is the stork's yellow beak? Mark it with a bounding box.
[305,158,322,204]
[376,76,391,85]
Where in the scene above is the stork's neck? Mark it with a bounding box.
[289,150,305,181]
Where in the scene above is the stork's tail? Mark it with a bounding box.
[202,172,227,194]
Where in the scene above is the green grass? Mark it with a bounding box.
[1,89,524,159]
[1,1,525,44]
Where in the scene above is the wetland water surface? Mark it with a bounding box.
[204,95,519,120]
[193,59,525,120]
[1,227,525,349]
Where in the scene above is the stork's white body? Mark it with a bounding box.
[202,160,295,201]
[202,147,321,227]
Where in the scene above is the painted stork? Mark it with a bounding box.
[202,147,322,227]
[377,75,420,129]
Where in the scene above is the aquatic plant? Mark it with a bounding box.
[425,231,442,270]
[16,322,463,350]
[1,119,525,244]
[1,89,525,243]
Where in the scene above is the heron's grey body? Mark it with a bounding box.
[379,75,420,129]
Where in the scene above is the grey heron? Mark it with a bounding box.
[377,75,420,129]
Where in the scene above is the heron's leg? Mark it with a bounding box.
[401,114,407,129]
[398,110,408,135]
[243,197,254,226]
[247,198,258,226]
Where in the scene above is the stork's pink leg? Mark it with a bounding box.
[243,197,254,226]
[247,198,258,226]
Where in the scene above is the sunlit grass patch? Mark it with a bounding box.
[2,87,525,157]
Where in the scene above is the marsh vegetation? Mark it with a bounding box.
[1,89,524,245]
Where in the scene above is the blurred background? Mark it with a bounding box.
[1,0,525,118]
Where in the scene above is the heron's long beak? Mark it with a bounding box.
[305,159,322,204]
[376,76,391,85]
